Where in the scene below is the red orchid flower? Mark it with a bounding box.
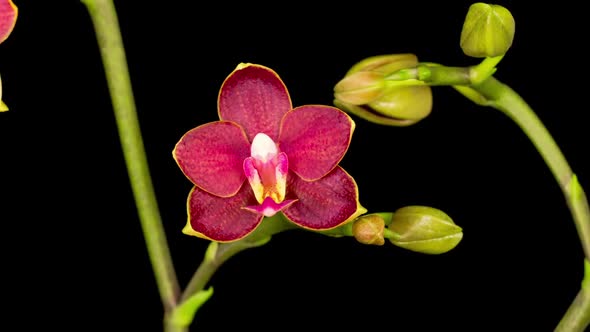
[0,0,16,44]
[173,63,366,242]
[1,0,18,111]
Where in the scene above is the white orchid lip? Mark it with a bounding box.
[244,133,288,205]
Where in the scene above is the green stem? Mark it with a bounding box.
[474,77,590,259]
[177,214,296,324]
[164,316,188,332]
[554,280,590,331]
[391,64,590,261]
[470,77,590,331]
[469,55,503,84]
[388,63,590,330]
[81,0,180,316]
[180,240,262,303]
[555,258,590,331]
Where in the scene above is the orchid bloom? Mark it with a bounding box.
[173,63,366,242]
[0,0,18,111]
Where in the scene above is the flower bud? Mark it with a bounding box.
[387,206,462,254]
[367,85,432,121]
[460,3,515,58]
[352,214,385,246]
[345,54,420,76]
[333,71,386,105]
[334,54,432,126]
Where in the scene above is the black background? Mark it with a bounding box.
[1,1,587,331]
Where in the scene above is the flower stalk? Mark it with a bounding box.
[180,214,296,304]
[80,0,181,321]
[555,258,590,331]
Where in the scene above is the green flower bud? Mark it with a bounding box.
[334,54,433,126]
[460,3,515,58]
[352,214,385,246]
[387,206,462,254]
[367,85,432,121]
[345,54,420,76]
[333,71,386,105]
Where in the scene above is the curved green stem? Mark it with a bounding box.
[81,0,180,318]
[389,64,590,259]
[178,214,297,323]
[473,77,590,331]
[385,62,590,330]
[474,77,590,260]
[555,258,590,331]
[180,241,262,304]
[555,288,590,332]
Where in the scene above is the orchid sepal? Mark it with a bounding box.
[0,0,17,44]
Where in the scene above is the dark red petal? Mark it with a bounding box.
[279,105,354,181]
[173,121,250,197]
[218,63,292,142]
[283,167,365,230]
[0,0,17,44]
[184,185,264,242]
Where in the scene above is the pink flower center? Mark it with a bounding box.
[243,133,289,206]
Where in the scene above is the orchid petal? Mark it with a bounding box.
[218,63,292,142]
[283,166,366,230]
[183,185,264,242]
[279,105,354,181]
[0,0,17,44]
[173,121,250,197]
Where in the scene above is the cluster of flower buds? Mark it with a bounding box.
[351,206,463,254]
[334,3,515,127]
[333,53,433,127]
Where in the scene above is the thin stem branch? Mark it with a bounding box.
[386,63,590,330]
[180,241,260,303]
[180,214,297,304]
[475,77,590,260]
[555,280,590,331]
[471,77,590,331]
[81,0,180,314]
